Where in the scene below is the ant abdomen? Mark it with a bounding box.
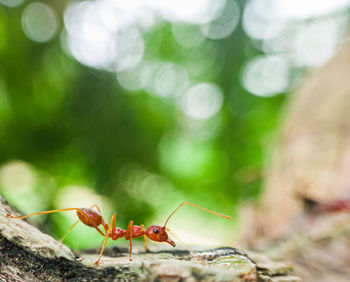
[77,208,102,227]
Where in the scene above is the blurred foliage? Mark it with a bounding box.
[3,0,343,248]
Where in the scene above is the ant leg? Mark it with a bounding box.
[126,220,134,261]
[60,220,79,243]
[140,224,149,252]
[7,207,107,240]
[111,212,117,238]
[90,204,102,213]
[6,208,80,219]
[95,212,116,265]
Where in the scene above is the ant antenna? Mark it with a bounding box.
[163,202,232,228]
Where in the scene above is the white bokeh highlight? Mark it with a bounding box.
[293,18,347,67]
[22,2,58,43]
[180,83,224,119]
[242,55,290,97]
[201,0,240,40]
[172,24,205,48]
[241,0,350,96]
[154,63,189,98]
[64,1,119,69]
[0,0,24,8]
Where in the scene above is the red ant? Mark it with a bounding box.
[6,202,231,264]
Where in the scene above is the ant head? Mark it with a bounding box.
[145,225,175,247]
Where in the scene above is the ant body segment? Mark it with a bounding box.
[6,202,231,264]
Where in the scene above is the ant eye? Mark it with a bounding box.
[153,229,159,234]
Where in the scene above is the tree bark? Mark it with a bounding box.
[0,196,299,281]
[243,41,350,243]
[241,41,350,281]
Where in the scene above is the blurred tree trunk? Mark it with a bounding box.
[242,40,350,279]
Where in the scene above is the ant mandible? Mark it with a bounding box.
[6,201,231,264]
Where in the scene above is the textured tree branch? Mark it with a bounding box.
[0,196,299,281]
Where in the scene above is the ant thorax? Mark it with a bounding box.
[111,227,125,240]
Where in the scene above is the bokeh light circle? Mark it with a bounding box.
[200,0,240,40]
[64,1,118,69]
[180,83,223,119]
[22,2,58,43]
[0,161,36,193]
[154,62,189,98]
[293,19,343,67]
[242,55,290,97]
[117,61,151,91]
[172,23,205,47]
[0,0,24,8]
[114,28,145,72]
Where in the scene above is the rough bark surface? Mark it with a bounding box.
[0,196,299,281]
[263,212,350,282]
[241,41,350,281]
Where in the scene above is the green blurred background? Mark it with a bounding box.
[0,0,349,249]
